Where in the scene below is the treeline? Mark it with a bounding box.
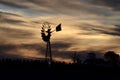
[0,51,120,80]
[0,51,120,69]
[70,51,119,65]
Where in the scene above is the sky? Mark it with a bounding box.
[0,0,120,62]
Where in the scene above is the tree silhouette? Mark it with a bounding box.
[104,51,119,65]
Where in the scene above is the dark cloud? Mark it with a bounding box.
[87,0,120,11]
[0,44,17,59]
[0,0,111,16]
[1,18,26,24]
[20,41,73,54]
[52,42,72,50]
[0,11,22,17]
[77,24,120,36]
[0,43,118,61]
[0,44,16,54]
[75,24,103,35]
[0,0,29,9]
[97,46,120,52]
[27,0,74,9]
[27,0,109,16]
[0,43,67,60]
[0,43,42,59]
[19,44,44,52]
[0,11,36,41]
[0,42,72,59]
[0,10,27,25]
[0,43,40,59]
[0,27,34,39]
[114,25,120,32]
[91,25,120,36]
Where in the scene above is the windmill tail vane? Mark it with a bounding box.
[56,24,62,32]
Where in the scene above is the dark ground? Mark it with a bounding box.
[0,59,120,80]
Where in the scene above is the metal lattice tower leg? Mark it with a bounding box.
[45,40,52,64]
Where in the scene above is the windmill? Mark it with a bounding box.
[41,22,62,64]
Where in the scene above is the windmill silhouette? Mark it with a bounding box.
[41,22,61,64]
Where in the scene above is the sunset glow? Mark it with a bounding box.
[0,0,120,62]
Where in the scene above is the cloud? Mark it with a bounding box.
[0,10,22,17]
[77,23,120,36]
[0,43,42,58]
[0,11,38,45]
[0,0,119,21]
[0,10,30,25]
[87,0,120,11]
[0,27,34,39]
[0,44,16,54]
[0,42,73,60]
[0,0,120,61]
[26,0,115,16]
[91,25,120,36]
[114,25,120,32]
[0,0,29,9]
[1,42,119,61]
[52,41,73,51]
[1,18,26,24]
[0,0,115,17]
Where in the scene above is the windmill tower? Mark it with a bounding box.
[41,22,61,64]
